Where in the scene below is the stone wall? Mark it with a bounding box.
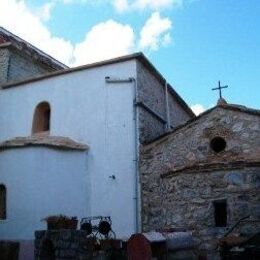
[141,106,260,173]
[136,61,192,143]
[140,105,260,250]
[35,230,126,260]
[138,108,166,144]
[160,168,260,250]
[7,48,55,84]
[168,90,193,128]
[35,230,95,259]
[0,48,9,85]
[0,46,61,86]
[0,28,66,86]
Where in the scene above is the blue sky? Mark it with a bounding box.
[1,0,259,113]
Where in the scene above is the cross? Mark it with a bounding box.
[212,81,228,99]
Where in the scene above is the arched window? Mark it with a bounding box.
[0,184,6,220]
[32,102,51,134]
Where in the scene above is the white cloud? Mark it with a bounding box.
[162,33,171,46]
[61,0,182,10]
[191,104,206,115]
[112,0,129,12]
[73,20,135,65]
[112,0,182,12]
[133,0,182,10]
[139,12,172,50]
[60,0,103,5]
[0,0,135,66]
[36,2,55,22]
[61,0,84,3]
[0,0,74,65]
[0,0,173,67]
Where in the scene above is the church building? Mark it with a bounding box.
[0,27,259,257]
[0,27,194,246]
[140,99,260,250]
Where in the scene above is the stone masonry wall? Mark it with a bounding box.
[168,90,192,128]
[0,46,57,86]
[136,61,192,143]
[35,230,126,260]
[138,108,166,144]
[0,48,10,85]
[160,168,260,250]
[35,230,94,260]
[140,105,260,250]
[8,48,54,83]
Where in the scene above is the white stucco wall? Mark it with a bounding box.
[0,147,89,239]
[0,60,137,239]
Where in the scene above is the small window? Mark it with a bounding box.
[32,102,51,134]
[0,184,6,220]
[213,200,227,227]
[210,137,226,153]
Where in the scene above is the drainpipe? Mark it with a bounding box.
[130,77,141,233]
[105,76,141,233]
[165,81,171,130]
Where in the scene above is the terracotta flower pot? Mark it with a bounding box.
[43,215,78,230]
[65,219,78,230]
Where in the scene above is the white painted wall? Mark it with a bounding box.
[0,147,89,239]
[0,60,137,239]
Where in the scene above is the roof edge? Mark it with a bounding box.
[219,103,260,116]
[0,136,89,151]
[135,55,195,118]
[0,27,68,69]
[0,51,194,117]
[144,103,260,148]
[1,52,143,89]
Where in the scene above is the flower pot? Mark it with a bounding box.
[65,219,78,230]
[43,215,78,230]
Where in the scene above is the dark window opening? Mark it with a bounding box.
[214,200,227,227]
[32,102,51,134]
[210,137,226,153]
[0,184,6,220]
[43,108,50,131]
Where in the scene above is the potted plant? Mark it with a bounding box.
[66,216,78,229]
[42,215,78,230]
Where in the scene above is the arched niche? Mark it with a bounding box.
[32,101,51,135]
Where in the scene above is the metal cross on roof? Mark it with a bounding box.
[212,81,228,99]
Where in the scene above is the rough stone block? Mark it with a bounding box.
[225,172,244,186]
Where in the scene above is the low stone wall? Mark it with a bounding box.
[35,230,127,260]
[35,230,94,260]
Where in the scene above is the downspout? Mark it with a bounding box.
[165,81,171,130]
[105,76,141,233]
[130,77,141,233]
